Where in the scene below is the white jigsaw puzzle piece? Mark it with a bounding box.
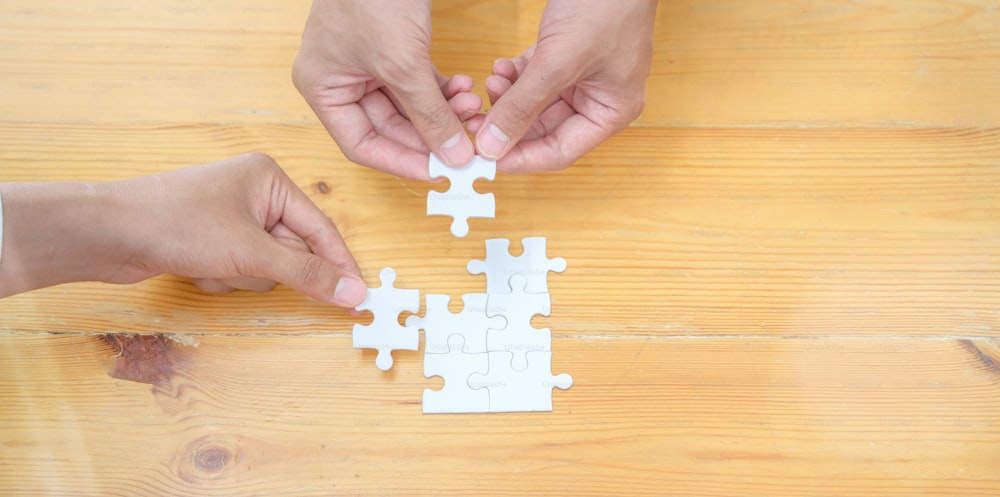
[467,237,567,294]
[352,267,420,371]
[407,293,506,355]
[423,334,490,414]
[485,275,552,370]
[427,154,496,237]
[468,350,573,413]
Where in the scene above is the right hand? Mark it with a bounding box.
[0,153,368,308]
[292,0,482,180]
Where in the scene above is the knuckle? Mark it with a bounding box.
[241,151,278,167]
[625,94,647,122]
[502,99,536,128]
[297,255,329,289]
[415,103,453,132]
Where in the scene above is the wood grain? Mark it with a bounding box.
[1,334,999,497]
[0,124,997,336]
[2,0,1000,495]
[1,0,998,127]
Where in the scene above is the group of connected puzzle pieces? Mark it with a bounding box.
[352,155,573,414]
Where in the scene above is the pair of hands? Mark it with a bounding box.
[292,0,658,179]
[0,0,658,307]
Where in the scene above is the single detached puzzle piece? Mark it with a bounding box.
[467,237,567,294]
[423,334,490,414]
[485,275,552,370]
[406,293,506,355]
[468,350,573,413]
[352,267,420,371]
[427,154,496,237]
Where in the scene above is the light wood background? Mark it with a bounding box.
[2,0,999,495]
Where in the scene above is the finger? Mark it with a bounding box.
[465,114,486,135]
[439,73,474,99]
[210,222,312,293]
[317,102,433,180]
[497,113,613,174]
[520,98,576,142]
[216,276,278,293]
[485,74,512,106]
[475,50,572,161]
[358,89,428,152]
[494,49,533,80]
[449,92,482,122]
[382,62,475,168]
[269,221,308,250]
[254,234,367,307]
[486,71,574,142]
[191,278,236,294]
[271,170,363,281]
[492,58,519,82]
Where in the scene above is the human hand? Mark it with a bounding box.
[467,0,658,173]
[0,153,368,308]
[292,0,482,180]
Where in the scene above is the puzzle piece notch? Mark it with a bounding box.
[352,267,420,371]
[468,351,573,413]
[485,275,552,371]
[467,237,567,294]
[423,334,490,414]
[407,293,506,355]
[427,154,496,238]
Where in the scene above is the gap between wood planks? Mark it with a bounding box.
[1,330,998,341]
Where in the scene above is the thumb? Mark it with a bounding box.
[256,236,368,308]
[475,55,569,160]
[384,65,475,168]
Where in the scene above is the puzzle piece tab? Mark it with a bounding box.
[352,267,420,371]
[423,335,490,414]
[467,237,567,294]
[468,351,573,413]
[407,293,506,355]
[427,154,495,237]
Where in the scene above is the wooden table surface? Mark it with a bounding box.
[2,1,999,495]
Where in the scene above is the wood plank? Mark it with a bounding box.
[1,334,998,496]
[1,0,998,127]
[1,124,997,336]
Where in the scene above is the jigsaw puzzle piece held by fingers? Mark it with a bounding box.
[407,293,506,355]
[468,350,573,413]
[427,154,496,237]
[423,334,490,414]
[352,267,420,371]
[467,237,567,294]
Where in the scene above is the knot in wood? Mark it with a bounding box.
[193,445,231,473]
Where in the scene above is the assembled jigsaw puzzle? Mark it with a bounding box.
[420,238,571,413]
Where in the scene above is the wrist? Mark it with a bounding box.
[0,181,147,296]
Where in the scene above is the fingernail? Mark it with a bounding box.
[477,124,509,159]
[440,131,474,167]
[334,276,368,308]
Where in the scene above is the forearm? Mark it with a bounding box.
[0,181,138,297]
